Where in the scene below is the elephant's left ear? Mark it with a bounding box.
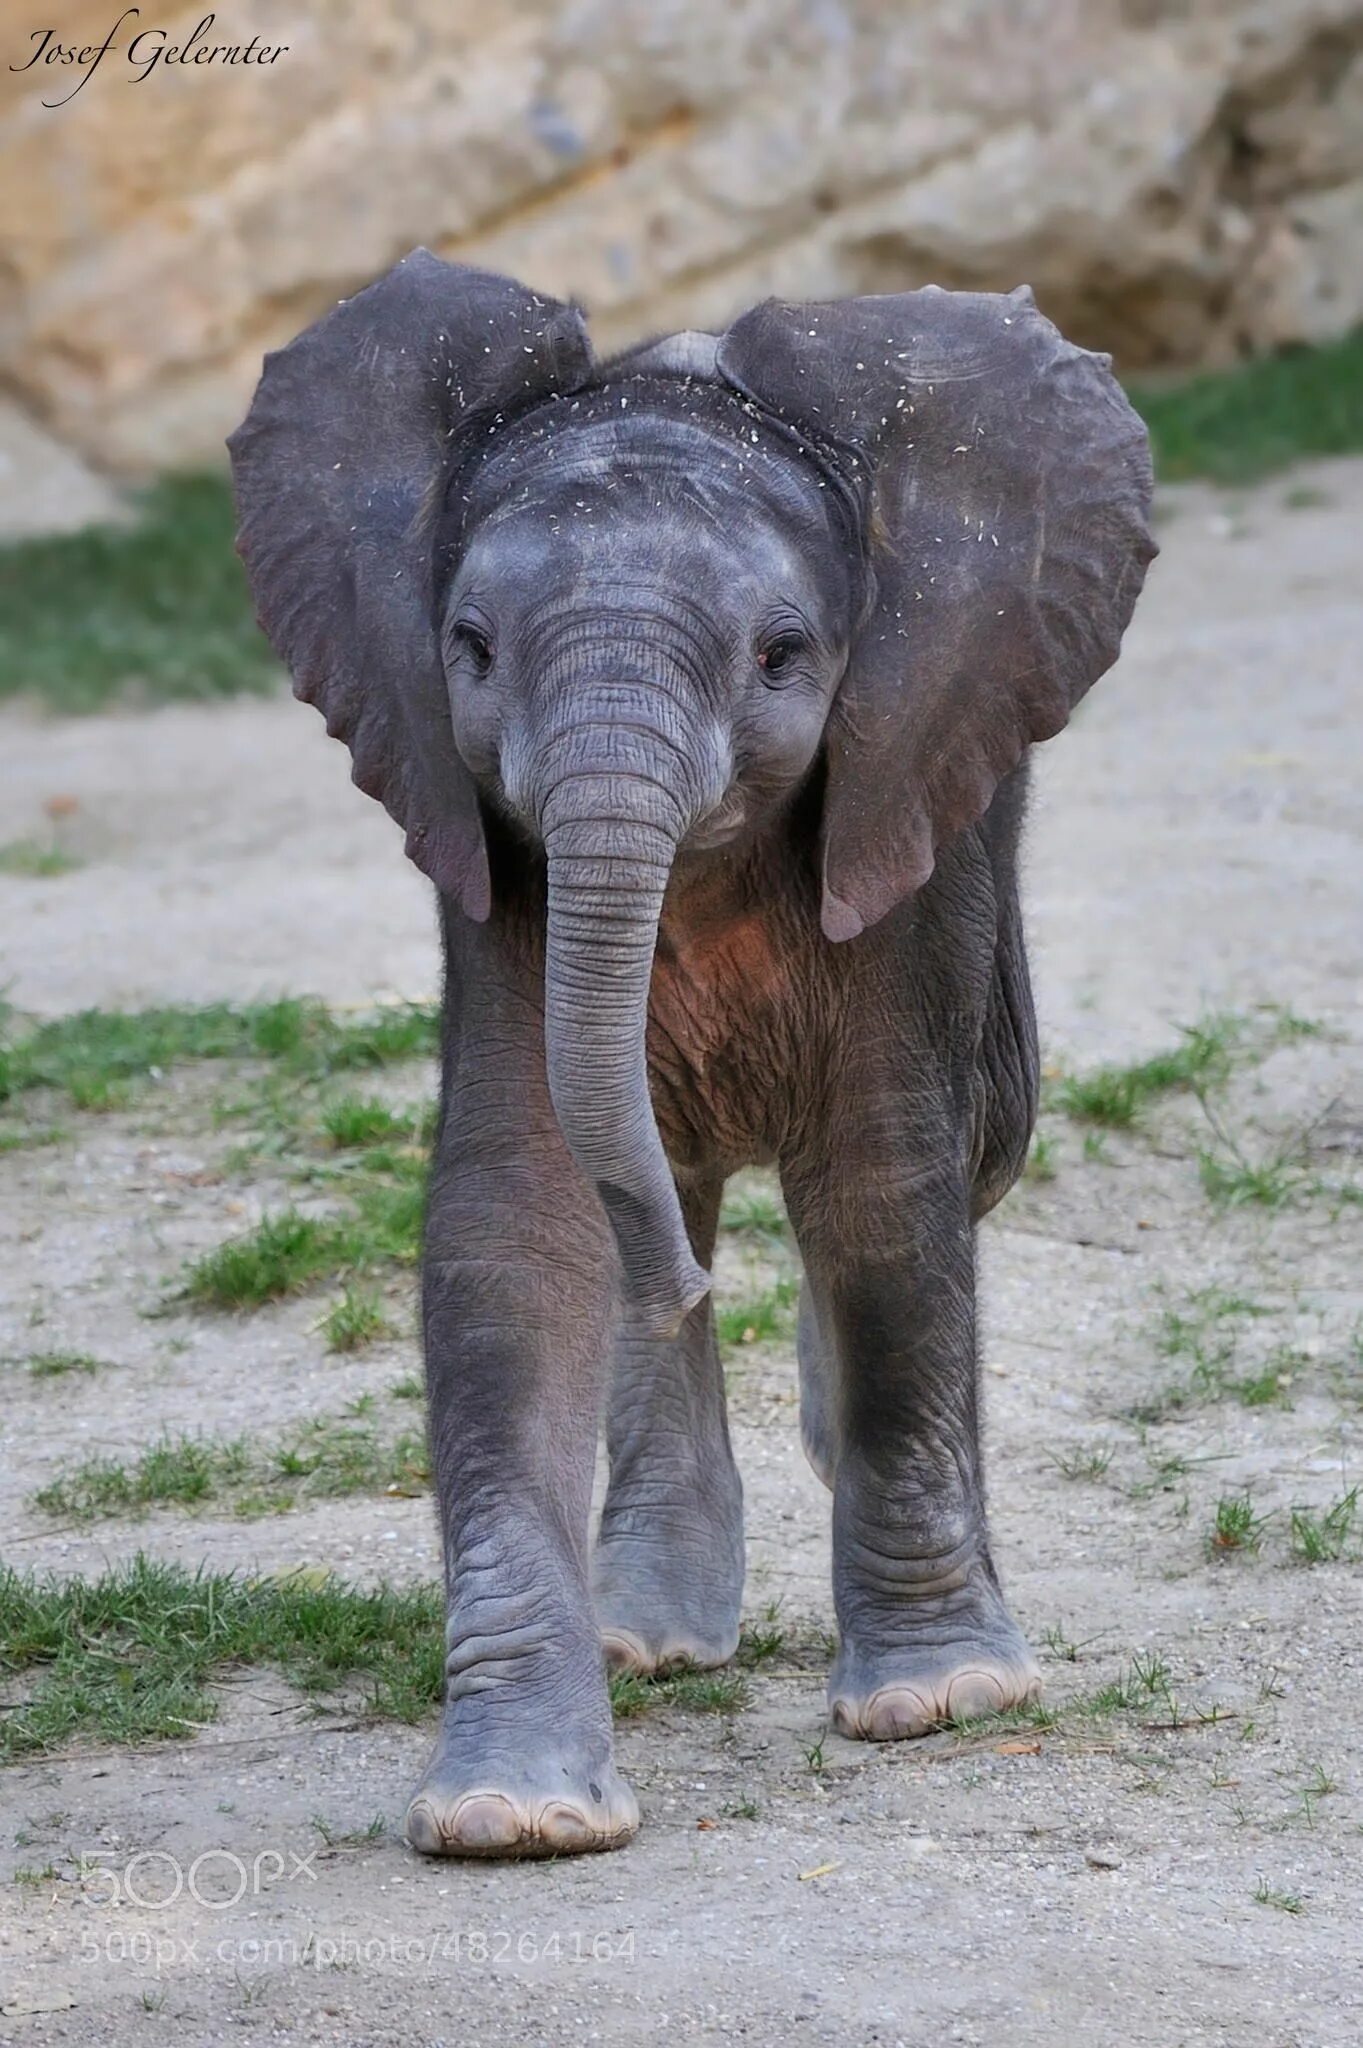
[228,250,593,918]
[717,288,1157,940]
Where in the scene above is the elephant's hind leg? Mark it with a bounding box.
[592,1174,745,1676]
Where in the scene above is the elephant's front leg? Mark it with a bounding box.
[406,1079,636,1859]
[785,1145,1040,1740]
[592,1174,744,1675]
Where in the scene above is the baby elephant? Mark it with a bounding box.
[230,252,1154,1858]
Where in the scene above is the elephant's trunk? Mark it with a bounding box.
[541,760,711,1339]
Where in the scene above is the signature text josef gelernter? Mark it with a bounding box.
[10,9,287,107]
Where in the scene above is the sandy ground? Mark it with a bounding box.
[1,460,1361,2045]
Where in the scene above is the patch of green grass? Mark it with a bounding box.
[608,1667,749,1719]
[1293,1762,1338,1827]
[1047,1442,1115,1482]
[176,1052,430,1312]
[1156,1286,1265,1357]
[1131,327,1363,484]
[737,1603,786,1666]
[906,1645,1237,1747]
[1140,1285,1267,1412]
[180,1209,347,1309]
[1025,1131,1058,1183]
[346,1174,425,1265]
[1141,1287,1313,1411]
[1251,1879,1304,1915]
[312,1814,386,1850]
[13,1350,108,1379]
[321,1285,395,1353]
[0,997,439,1111]
[719,1181,789,1240]
[1051,1013,1245,1129]
[0,839,83,878]
[1053,1008,1323,1140]
[0,1123,68,1153]
[1231,1349,1302,1409]
[1197,1141,1310,1211]
[1209,1493,1268,1557]
[321,1096,415,1148]
[0,474,279,715]
[0,1557,446,1759]
[390,1375,424,1401]
[1087,1649,1176,1718]
[715,1276,799,1350]
[1289,1488,1358,1565]
[34,1435,253,1519]
[32,1420,430,1523]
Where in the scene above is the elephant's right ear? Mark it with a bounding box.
[717,288,1155,942]
[228,249,593,918]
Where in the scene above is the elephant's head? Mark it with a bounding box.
[229,252,1155,1336]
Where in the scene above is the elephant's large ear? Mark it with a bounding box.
[717,288,1156,940]
[228,249,592,918]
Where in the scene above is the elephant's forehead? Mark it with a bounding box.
[457,390,835,536]
[455,464,818,601]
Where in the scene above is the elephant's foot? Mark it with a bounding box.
[406,1721,638,1859]
[406,1646,637,1859]
[593,1489,744,1677]
[829,1594,1041,1741]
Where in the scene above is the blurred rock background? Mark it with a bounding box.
[1,0,1362,525]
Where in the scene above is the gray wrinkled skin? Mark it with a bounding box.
[229,251,1156,1858]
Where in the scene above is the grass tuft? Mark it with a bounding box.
[1209,1493,1268,1557]
[1024,1131,1058,1182]
[1197,1143,1310,1212]
[1251,1879,1305,1915]
[13,1350,108,1379]
[321,1284,395,1353]
[0,997,438,1111]
[321,1096,415,1148]
[180,1209,346,1309]
[716,1276,799,1351]
[33,1420,430,1523]
[1048,1443,1115,1482]
[609,1667,749,1719]
[1288,1488,1358,1565]
[0,1558,445,1759]
[719,1183,790,1241]
[1051,1013,1245,1128]
[0,839,83,878]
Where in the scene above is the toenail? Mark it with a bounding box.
[448,1793,522,1849]
[538,1802,597,1851]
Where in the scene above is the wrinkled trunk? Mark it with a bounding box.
[541,761,710,1339]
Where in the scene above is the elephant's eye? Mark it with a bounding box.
[756,632,806,684]
[452,621,494,676]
